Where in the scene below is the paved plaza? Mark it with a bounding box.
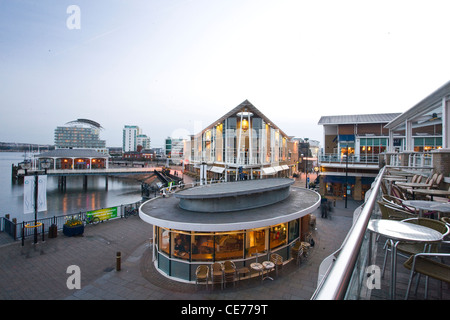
[0,178,357,301]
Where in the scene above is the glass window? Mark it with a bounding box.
[246,229,266,258]
[171,231,190,260]
[192,234,214,261]
[214,233,244,261]
[270,223,287,250]
[288,219,299,242]
[159,228,170,255]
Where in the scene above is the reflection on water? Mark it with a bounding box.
[0,152,143,222]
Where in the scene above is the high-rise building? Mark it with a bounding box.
[54,119,106,152]
[122,125,140,152]
[137,134,151,150]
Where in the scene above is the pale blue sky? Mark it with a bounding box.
[1,0,450,148]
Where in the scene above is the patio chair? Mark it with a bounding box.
[377,201,417,221]
[404,252,450,299]
[210,262,224,290]
[290,241,304,265]
[270,253,283,277]
[195,265,209,290]
[433,173,444,188]
[382,217,449,277]
[223,260,237,288]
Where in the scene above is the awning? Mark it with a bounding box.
[274,166,283,172]
[262,167,276,175]
[281,165,289,170]
[210,166,225,174]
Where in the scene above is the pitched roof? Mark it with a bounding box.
[36,149,109,158]
[318,113,402,125]
[198,100,290,138]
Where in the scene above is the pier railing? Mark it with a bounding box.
[0,200,143,242]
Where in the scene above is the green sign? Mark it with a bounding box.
[86,207,118,221]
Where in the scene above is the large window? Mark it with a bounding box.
[246,229,266,258]
[159,228,170,255]
[192,234,214,261]
[270,223,287,250]
[171,231,191,260]
[214,233,244,261]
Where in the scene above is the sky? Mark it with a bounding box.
[1,0,450,149]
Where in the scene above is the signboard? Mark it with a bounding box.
[24,175,47,214]
[86,207,118,221]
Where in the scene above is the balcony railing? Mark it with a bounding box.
[311,166,385,300]
[319,154,379,165]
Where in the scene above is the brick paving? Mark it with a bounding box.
[0,177,359,301]
[1,176,445,301]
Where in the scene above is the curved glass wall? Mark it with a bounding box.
[153,218,306,282]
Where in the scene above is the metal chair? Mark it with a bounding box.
[210,262,224,290]
[195,265,209,290]
[404,252,450,299]
[290,241,303,265]
[270,253,283,276]
[223,260,237,288]
[382,217,449,277]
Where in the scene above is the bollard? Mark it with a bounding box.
[116,252,121,271]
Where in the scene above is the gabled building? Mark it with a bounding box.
[317,112,401,200]
[183,100,299,182]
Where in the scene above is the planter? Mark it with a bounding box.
[63,224,84,237]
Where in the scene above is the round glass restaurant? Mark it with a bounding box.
[139,178,321,283]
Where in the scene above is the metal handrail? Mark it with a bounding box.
[311,166,386,300]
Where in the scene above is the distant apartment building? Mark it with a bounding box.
[183,100,299,182]
[317,113,401,200]
[165,137,184,159]
[137,134,151,150]
[123,125,151,152]
[123,125,139,152]
[54,119,107,153]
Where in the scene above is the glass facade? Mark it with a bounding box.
[154,218,305,281]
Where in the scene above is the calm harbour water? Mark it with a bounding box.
[0,152,143,222]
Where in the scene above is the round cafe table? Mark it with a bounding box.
[250,263,264,282]
[402,200,450,219]
[262,261,275,281]
[367,219,443,299]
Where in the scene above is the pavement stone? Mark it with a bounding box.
[0,178,359,303]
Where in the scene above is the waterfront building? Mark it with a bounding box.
[165,137,184,160]
[123,125,140,152]
[317,113,401,200]
[34,148,109,170]
[383,80,450,173]
[140,178,320,283]
[137,134,151,150]
[54,119,107,153]
[182,100,299,182]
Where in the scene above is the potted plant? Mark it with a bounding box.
[63,218,84,237]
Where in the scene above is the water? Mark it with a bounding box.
[0,152,143,222]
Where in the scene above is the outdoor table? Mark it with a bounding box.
[412,189,450,201]
[367,219,443,299]
[402,200,450,219]
[396,182,432,199]
[250,262,264,282]
[396,182,431,190]
[262,261,275,281]
[383,177,408,194]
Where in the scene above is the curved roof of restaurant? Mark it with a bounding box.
[139,185,321,232]
[35,149,109,158]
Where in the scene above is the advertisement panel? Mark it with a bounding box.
[86,207,118,221]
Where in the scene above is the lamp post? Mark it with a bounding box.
[345,144,349,209]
